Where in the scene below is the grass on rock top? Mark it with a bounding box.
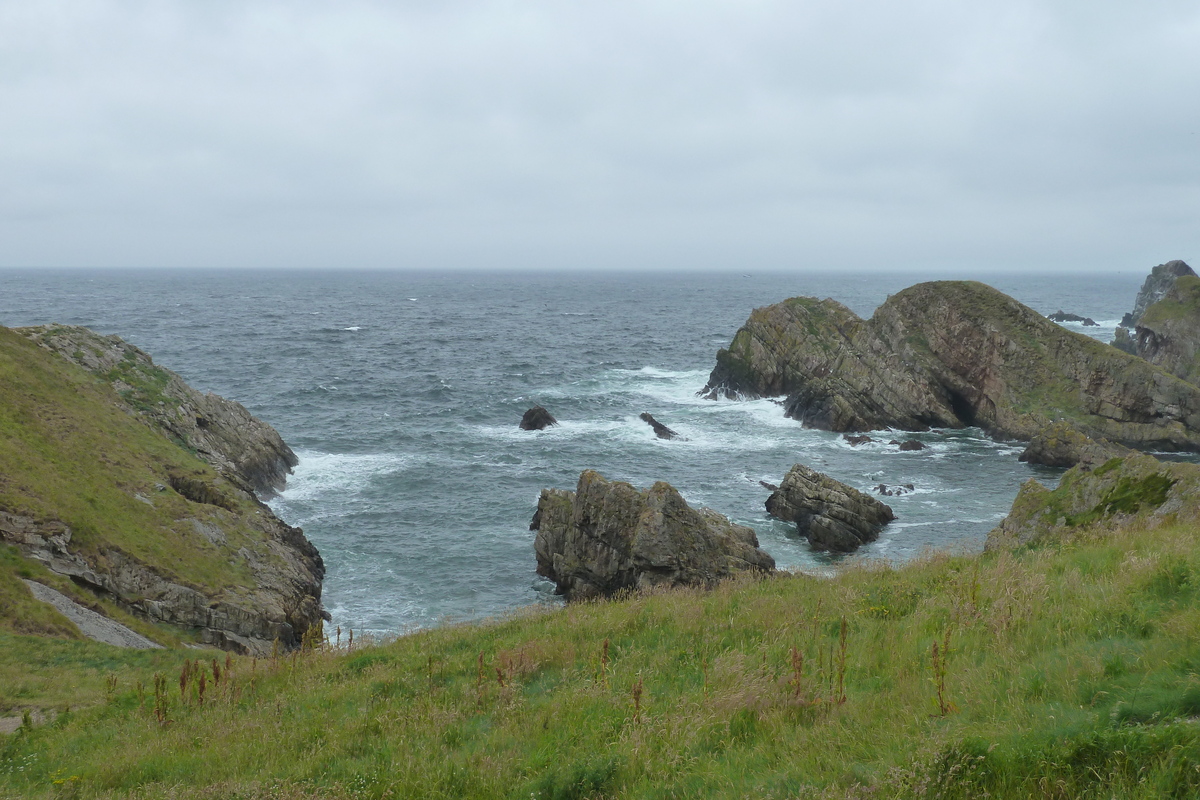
[0,327,261,598]
[4,515,1200,799]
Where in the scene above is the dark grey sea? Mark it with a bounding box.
[0,268,1144,633]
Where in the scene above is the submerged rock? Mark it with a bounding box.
[897,440,926,451]
[701,281,1200,452]
[640,412,683,440]
[532,470,775,601]
[519,406,558,431]
[986,450,1200,551]
[765,464,895,552]
[1120,259,1196,328]
[1048,310,1098,326]
[843,434,875,446]
[874,483,915,497]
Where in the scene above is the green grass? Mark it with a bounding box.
[0,327,275,599]
[5,520,1200,799]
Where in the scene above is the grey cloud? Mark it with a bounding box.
[1,0,1198,270]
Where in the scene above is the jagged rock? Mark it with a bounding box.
[640,412,682,440]
[759,480,780,492]
[874,483,915,497]
[532,470,775,601]
[17,325,297,496]
[1120,260,1196,327]
[1112,326,1137,355]
[843,434,875,446]
[986,451,1200,551]
[1130,275,1200,385]
[897,440,926,451]
[520,406,558,431]
[701,281,1200,452]
[1018,421,1131,468]
[1048,310,1098,326]
[765,464,895,552]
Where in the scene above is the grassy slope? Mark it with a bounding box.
[3,519,1200,799]
[0,326,269,601]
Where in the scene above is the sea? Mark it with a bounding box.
[0,268,1145,635]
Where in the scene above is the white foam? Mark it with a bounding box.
[342,326,362,331]
[272,450,410,504]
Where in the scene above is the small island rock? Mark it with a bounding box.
[532,470,775,601]
[640,412,683,440]
[765,464,895,552]
[520,406,558,431]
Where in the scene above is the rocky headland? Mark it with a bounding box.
[0,325,324,654]
[1123,274,1200,386]
[702,280,1200,451]
[1120,259,1197,328]
[531,470,775,601]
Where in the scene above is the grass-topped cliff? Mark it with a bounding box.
[703,280,1200,450]
[3,509,1200,798]
[0,325,323,655]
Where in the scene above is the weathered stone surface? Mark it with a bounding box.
[640,412,682,440]
[1018,421,1131,468]
[0,502,325,656]
[986,451,1200,551]
[520,406,558,431]
[702,281,1200,452]
[1120,260,1196,328]
[17,325,297,496]
[1048,311,1097,326]
[532,470,775,601]
[1130,275,1200,385]
[765,464,895,552]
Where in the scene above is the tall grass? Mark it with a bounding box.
[4,519,1200,798]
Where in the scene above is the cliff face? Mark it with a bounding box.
[1129,276,1200,386]
[17,325,298,497]
[0,325,323,654]
[532,470,775,601]
[1120,260,1197,328]
[703,281,1200,451]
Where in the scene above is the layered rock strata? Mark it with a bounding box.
[532,470,775,601]
[702,281,1200,451]
[18,325,297,496]
[765,464,895,552]
[1,325,324,654]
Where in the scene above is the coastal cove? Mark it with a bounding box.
[0,268,1149,634]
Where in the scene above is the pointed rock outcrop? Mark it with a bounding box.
[532,470,774,601]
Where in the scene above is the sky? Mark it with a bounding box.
[2,1,1198,272]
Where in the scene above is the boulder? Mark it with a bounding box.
[843,434,875,446]
[701,281,1200,452]
[765,464,895,552]
[1120,259,1196,328]
[519,405,558,431]
[986,451,1200,551]
[897,440,926,451]
[1018,421,1131,468]
[17,325,297,496]
[640,412,682,440]
[1048,310,1098,326]
[532,470,775,601]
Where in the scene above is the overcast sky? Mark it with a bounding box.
[2,1,1198,272]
